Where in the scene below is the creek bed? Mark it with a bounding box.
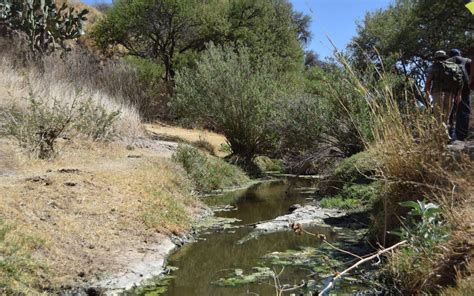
[135,179,371,295]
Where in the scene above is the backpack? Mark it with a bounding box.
[431,60,464,92]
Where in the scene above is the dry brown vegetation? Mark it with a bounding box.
[0,29,213,293]
[0,138,204,293]
[337,56,474,294]
[146,122,229,157]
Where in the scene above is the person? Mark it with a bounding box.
[425,50,463,139]
[447,49,471,141]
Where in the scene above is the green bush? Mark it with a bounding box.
[319,196,362,210]
[333,150,379,183]
[0,94,120,159]
[319,181,381,210]
[254,156,283,172]
[73,98,121,141]
[172,145,249,192]
[173,44,280,162]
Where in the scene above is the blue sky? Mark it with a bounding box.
[82,0,392,58]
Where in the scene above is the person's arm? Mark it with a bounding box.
[425,74,432,99]
[470,62,474,90]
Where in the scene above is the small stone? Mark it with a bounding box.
[57,168,81,174]
[288,204,302,213]
[64,182,77,187]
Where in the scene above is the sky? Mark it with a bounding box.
[82,0,393,59]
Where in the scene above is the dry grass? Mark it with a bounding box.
[335,55,473,293]
[0,53,143,140]
[0,139,204,292]
[146,122,229,157]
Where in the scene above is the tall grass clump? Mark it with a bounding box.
[172,145,250,192]
[335,52,471,293]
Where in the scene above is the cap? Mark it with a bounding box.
[434,50,448,59]
[449,49,461,57]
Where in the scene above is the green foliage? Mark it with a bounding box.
[141,191,191,232]
[91,0,307,81]
[254,156,283,172]
[319,196,362,210]
[350,0,474,84]
[333,151,379,183]
[0,94,120,159]
[211,267,273,287]
[73,98,121,141]
[0,220,45,295]
[174,44,280,160]
[273,64,376,174]
[319,182,380,210]
[0,0,88,55]
[172,145,250,192]
[0,95,77,159]
[396,200,449,250]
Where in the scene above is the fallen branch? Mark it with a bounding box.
[318,240,407,296]
[291,223,363,260]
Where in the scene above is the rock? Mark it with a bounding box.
[237,206,345,244]
[64,182,77,187]
[25,175,52,186]
[127,155,142,159]
[254,205,345,232]
[288,203,302,213]
[57,168,81,174]
[448,140,474,160]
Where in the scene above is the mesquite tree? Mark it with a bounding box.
[0,0,88,54]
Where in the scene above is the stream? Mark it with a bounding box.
[133,179,372,296]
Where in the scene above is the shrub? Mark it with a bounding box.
[172,145,249,192]
[382,201,451,294]
[0,93,120,158]
[272,64,374,174]
[0,95,77,159]
[173,44,280,162]
[319,196,362,210]
[254,156,283,172]
[319,182,381,210]
[73,98,121,141]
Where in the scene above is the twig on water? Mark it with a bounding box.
[290,222,363,260]
[318,240,407,296]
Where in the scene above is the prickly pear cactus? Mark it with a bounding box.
[0,0,88,54]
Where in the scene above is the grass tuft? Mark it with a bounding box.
[172,145,250,192]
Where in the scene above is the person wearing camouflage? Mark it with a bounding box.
[425,50,464,139]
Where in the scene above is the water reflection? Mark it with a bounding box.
[160,180,333,296]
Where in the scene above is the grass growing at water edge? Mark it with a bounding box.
[172,145,250,192]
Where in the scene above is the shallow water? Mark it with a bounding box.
[139,179,365,296]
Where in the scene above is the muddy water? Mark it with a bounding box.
[140,180,362,295]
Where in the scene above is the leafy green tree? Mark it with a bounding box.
[92,0,309,82]
[92,0,202,82]
[173,44,279,162]
[350,0,474,84]
[0,0,88,55]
